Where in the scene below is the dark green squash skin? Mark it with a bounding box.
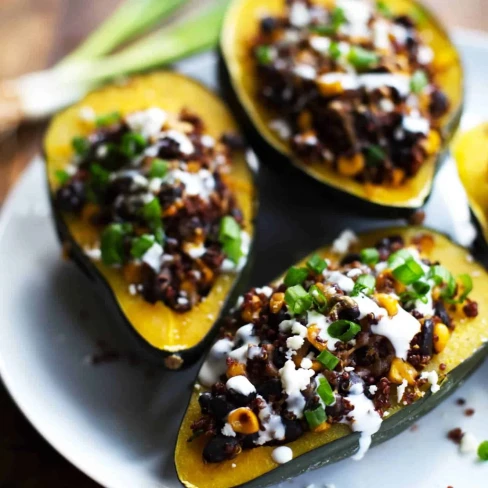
[46,152,259,370]
[238,340,486,487]
[219,0,464,218]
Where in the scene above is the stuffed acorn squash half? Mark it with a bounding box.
[453,123,488,247]
[44,72,257,369]
[176,227,488,487]
[222,0,463,213]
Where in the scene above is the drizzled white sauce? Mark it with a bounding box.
[279,360,314,418]
[332,229,358,254]
[309,36,331,54]
[373,19,391,50]
[359,73,411,97]
[272,446,293,464]
[420,370,440,393]
[306,310,340,351]
[346,383,383,460]
[126,108,167,139]
[326,271,355,293]
[158,129,194,155]
[226,376,256,396]
[337,0,372,39]
[289,2,311,27]
[256,395,286,445]
[198,338,234,386]
[229,323,260,363]
[166,168,215,199]
[293,64,317,80]
[402,114,430,134]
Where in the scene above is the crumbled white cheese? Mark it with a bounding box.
[142,243,163,272]
[148,177,163,193]
[291,322,308,337]
[397,379,408,403]
[402,114,430,134]
[289,2,311,27]
[369,385,378,395]
[373,19,391,50]
[380,98,395,112]
[186,243,207,259]
[128,284,137,296]
[300,358,313,369]
[326,271,355,294]
[293,64,317,80]
[279,360,314,418]
[255,286,273,298]
[84,247,101,261]
[332,229,358,254]
[287,335,305,351]
[347,268,363,278]
[337,0,372,39]
[418,45,434,65]
[460,432,478,454]
[420,370,440,393]
[271,446,293,464]
[359,73,411,97]
[159,129,194,154]
[221,423,236,437]
[201,135,215,148]
[167,168,215,199]
[226,375,256,396]
[79,106,96,122]
[309,36,331,54]
[126,108,167,139]
[231,463,237,468]
[269,119,292,140]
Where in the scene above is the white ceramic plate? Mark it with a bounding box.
[1,30,488,488]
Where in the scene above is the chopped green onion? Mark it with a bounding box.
[89,163,110,193]
[284,266,309,287]
[306,254,327,274]
[309,285,328,312]
[101,223,131,265]
[316,350,339,370]
[131,234,155,259]
[304,406,327,430]
[376,1,392,17]
[456,274,473,303]
[409,5,428,25]
[400,280,430,304]
[72,136,90,156]
[285,285,313,315]
[331,7,347,29]
[55,170,70,186]
[352,274,376,296]
[478,441,488,461]
[149,159,169,178]
[412,280,430,295]
[219,216,242,264]
[392,259,425,285]
[429,264,456,298]
[95,111,121,128]
[141,198,162,226]
[365,145,386,167]
[360,247,380,265]
[255,45,274,65]
[317,377,336,405]
[348,47,379,69]
[59,0,187,65]
[327,320,361,342]
[387,249,413,269]
[410,70,429,94]
[329,41,341,60]
[310,24,336,36]
[121,132,146,157]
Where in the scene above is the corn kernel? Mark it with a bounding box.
[312,421,331,433]
[317,79,345,97]
[337,153,365,177]
[391,168,405,187]
[298,110,313,131]
[307,325,327,351]
[81,203,99,223]
[375,293,399,316]
[227,362,247,378]
[388,358,418,385]
[228,407,259,435]
[269,293,285,314]
[434,323,450,353]
[423,130,441,156]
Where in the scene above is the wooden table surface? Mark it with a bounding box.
[0,0,486,486]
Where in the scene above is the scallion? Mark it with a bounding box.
[95,111,121,128]
[141,198,162,227]
[410,70,429,94]
[327,320,361,342]
[306,254,327,274]
[376,1,393,17]
[365,144,386,167]
[284,266,309,287]
[348,47,380,69]
[55,170,70,186]
[72,136,90,156]
[255,45,274,65]
[478,441,488,461]
[317,377,335,405]
[387,249,413,269]
[304,406,327,430]
[456,274,473,303]
[101,223,131,265]
[131,234,155,259]
[309,284,328,312]
[149,159,169,178]
[219,216,242,264]
[392,258,425,285]
[360,247,380,266]
[329,41,341,60]
[352,274,376,296]
[121,132,147,157]
[285,285,313,315]
[316,350,339,370]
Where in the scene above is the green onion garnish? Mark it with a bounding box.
[306,254,327,274]
[429,264,456,298]
[130,234,155,259]
[348,47,379,69]
[329,41,341,60]
[387,249,413,269]
[365,145,386,167]
[284,266,309,287]
[327,320,361,342]
[392,259,425,285]
[376,1,392,17]
[457,274,473,303]
[72,136,90,156]
[316,350,339,370]
[360,247,380,266]
[352,274,376,296]
[255,45,274,65]
[478,441,488,461]
[317,377,335,405]
[413,280,430,295]
[410,70,429,94]
[331,7,347,29]
[309,285,328,312]
[121,132,147,157]
[101,223,131,265]
[55,170,70,186]
[219,216,242,264]
[141,197,163,241]
[285,285,313,315]
[400,280,431,304]
[149,159,169,178]
[89,163,110,189]
[95,111,121,128]
[304,406,327,430]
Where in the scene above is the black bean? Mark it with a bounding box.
[434,301,451,328]
[283,418,303,442]
[203,435,241,463]
[260,16,278,34]
[257,379,282,402]
[419,318,434,356]
[227,388,256,407]
[55,180,86,213]
[340,253,361,265]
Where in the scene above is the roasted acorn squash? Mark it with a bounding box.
[221,0,463,212]
[175,227,488,487]
[44,72,257,369]
[453,122,488,247]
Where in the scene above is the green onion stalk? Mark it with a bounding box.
[0,2,228,132]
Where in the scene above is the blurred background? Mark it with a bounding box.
[0,0,486,486]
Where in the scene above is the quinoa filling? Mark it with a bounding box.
[252,0,449,185]
[55,107,249,312]
[190,232,478,463]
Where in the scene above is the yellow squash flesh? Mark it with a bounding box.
[45,72,255,357]
[221,0,463,209]
[453,122,488,245]
[175,227,488,488]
